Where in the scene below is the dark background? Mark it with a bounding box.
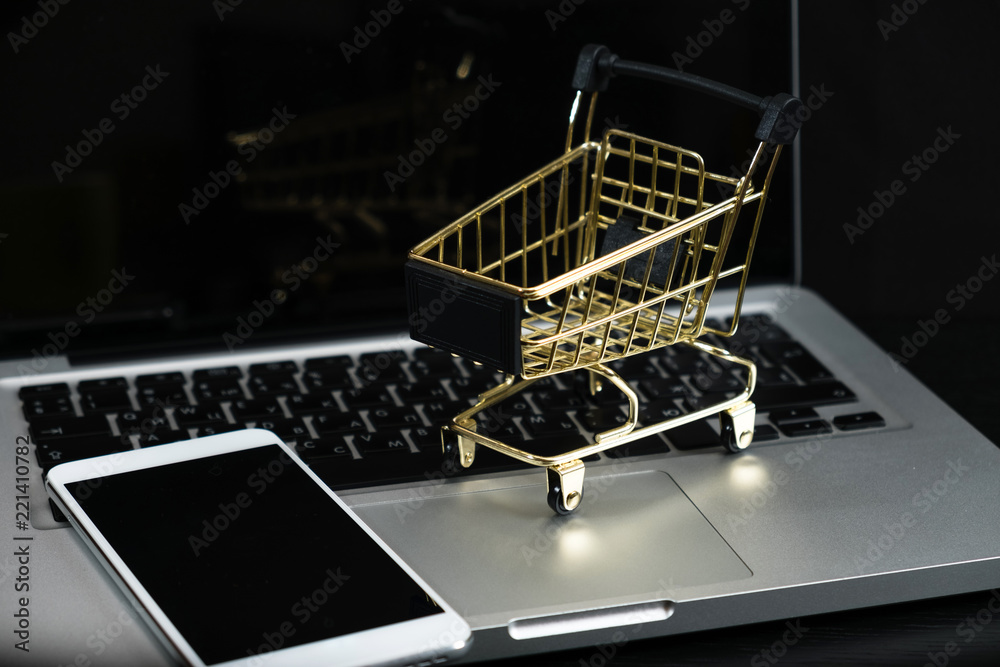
[798,1,1000,452]
[1,0,796,360]
[2,0,995,454]
[2,1,999,665]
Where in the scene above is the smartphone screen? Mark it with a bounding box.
[64,443,444,665]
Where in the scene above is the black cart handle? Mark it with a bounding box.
[572,44,802,145]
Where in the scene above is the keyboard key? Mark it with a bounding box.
[752,424,780,442]
[495,395,533,416]
[307,454,444,491]
[751,382,856,411]
[354,353,408,384]
[778,419,832,438]
[19,383,70,399]
[768,407,820,426]
[29,414,112,442]
[407,426,443,449]
[408,357,455,380]
[528,375,559,389]
[409,422,525,453]
[253,417,310,440]
[173,403,229,427]
[136,383,189,406]
[609,356,665,378]
[192,366,242,381]
[478,421,525,443]
[194,424,244,438]
[690,371,745,394]
[421,399,474,424]
[754,366,797,386]
[395,380,449,403]
[193,378,245,401]
[639,399,684,424]
[359,351,408,368]
[78,377,129,391]
[662,347,718,376]
[451,373,504,397]
[517,434,598,462]
[249,361,298,375]
[285,393,338,415]
[246,373,300,396]
[116,408,171,434]
[302,367,352,391]
[117,403,171,420]
[138,429,193,447]
[761,342,834,383]
[135,372,185,386]
[22,395,74,418]
[366,406,423,430]
[575,378,631,407]
[340,385,395,407]
[230,398,284,420]
[353,431,411,456]
[36,435,132,469]
[413,347,459,370]
[523,412,578,438]
[606,434,670,458]
[413,423,523,454]
[665,419,720,450]
[684,392,735,413]
[304,355,352,370]
[833,411,886,431]
[312,411,367,435]
[467,400,518,435]
[79,388,133,413]
[581,407,629,432]
[296,437,353,461]
[639,378,689,400]
[524,387,587,410]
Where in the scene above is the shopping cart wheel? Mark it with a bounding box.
[546,460,586,515]
[720,401,756,452]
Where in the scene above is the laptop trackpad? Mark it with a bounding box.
[353,471,751,619]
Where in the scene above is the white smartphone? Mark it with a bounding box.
[46,429,471,667]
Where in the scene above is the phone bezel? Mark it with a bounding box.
[45,429,472,667]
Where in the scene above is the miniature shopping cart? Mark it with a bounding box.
[405,45,803,514]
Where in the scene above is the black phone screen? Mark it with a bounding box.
[65,444,442,665]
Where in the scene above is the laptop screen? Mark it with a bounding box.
[1,0,794,362]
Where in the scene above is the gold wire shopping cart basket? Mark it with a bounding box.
[405,45,803,514]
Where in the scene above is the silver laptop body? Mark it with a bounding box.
[3,284,999,665]
[2,1,998,664]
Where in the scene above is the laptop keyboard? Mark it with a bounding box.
[18,315,885,523]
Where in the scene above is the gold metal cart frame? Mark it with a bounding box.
[405,45,803,514]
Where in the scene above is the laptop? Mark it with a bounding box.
[2,1,998,664]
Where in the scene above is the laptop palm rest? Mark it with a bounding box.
[353,471,752,634]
